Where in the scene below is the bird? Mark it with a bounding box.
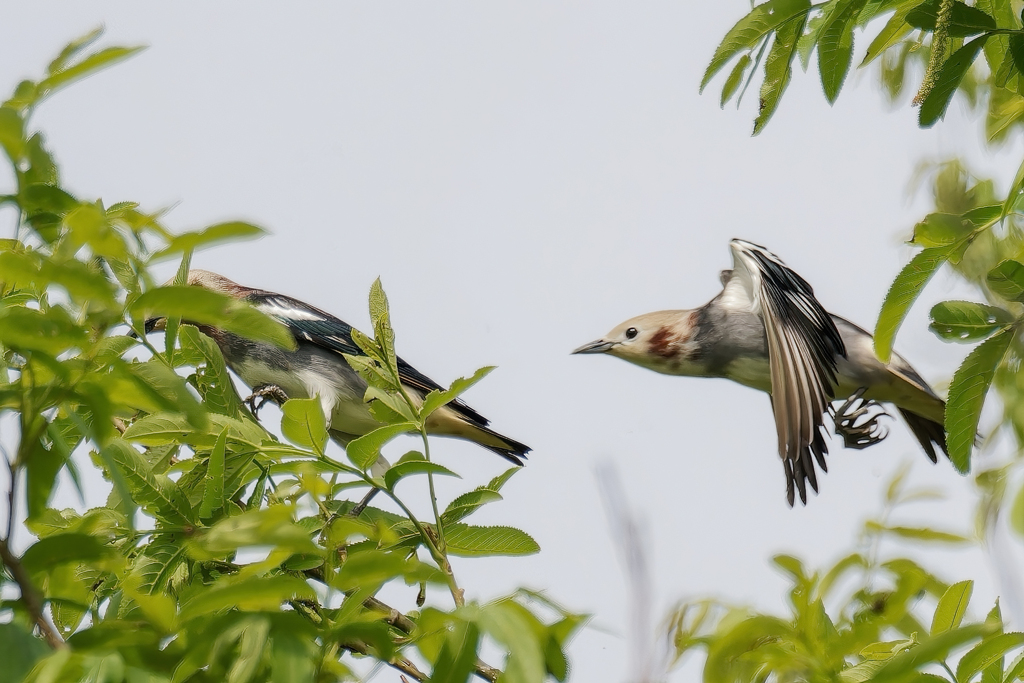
[572,239,950,506]
[144,270,529,466]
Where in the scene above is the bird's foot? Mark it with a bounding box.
[243,384,290,420]
[831,388,890,450]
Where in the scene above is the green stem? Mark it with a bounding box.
[420,425,446,552]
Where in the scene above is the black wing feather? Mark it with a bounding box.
[248,291,491,427]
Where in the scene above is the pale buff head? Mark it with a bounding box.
[572,309,698,373]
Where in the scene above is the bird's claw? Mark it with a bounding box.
[831,388,890,450]
[243,384,290,420]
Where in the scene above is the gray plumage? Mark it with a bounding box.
[150,270,529,464]
[573,239,949,506]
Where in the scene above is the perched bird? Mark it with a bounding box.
[145,270,529,465]
[573,239,949,506]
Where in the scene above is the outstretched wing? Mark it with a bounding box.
[729,240,846,506]
[248,291,491,426]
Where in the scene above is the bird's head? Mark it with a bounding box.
[572,310,699,373]
[143,270,251,334]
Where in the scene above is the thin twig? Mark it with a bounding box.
[0,537,65,649]
[341,639,427,681]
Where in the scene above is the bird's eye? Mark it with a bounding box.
[625,327,638,339]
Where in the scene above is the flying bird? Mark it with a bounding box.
[573,239,949,506]
[145,270,529,465]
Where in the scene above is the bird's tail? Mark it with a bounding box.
[465,423,531,466]
[898,408,947,463]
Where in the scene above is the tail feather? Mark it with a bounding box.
[474,424,530,466]
[898,409,946,463]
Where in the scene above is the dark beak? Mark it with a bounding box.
[572,339,616,355]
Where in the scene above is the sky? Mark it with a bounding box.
[3,3,1024,681]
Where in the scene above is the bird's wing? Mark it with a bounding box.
[249,292,491,426]
[729,240,846,506]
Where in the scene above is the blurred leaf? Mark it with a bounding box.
[911,213,974,247]
[929,300,1012,342]
[0,105,25,162]
[270,629,317,683]
[187,507,318,560]
[871,625,991,683]
[280,398,328,455]
[20,532,110,574]
[37,46,145,101]
[956,633,1024,682]
[702,0,812,91]
[861,5,915,67]
[178,576,314,623]
[932,580,973,635]
[152,222,266,260]
[987,259,1024,302]
[131,287,296,350]
[920,36,990,127]
[875,246,950,362]
[946,328,1013,472]
[430,620,480,683]
[0,623,49,683]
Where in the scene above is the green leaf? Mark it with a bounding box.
[861,4,916,66]
[702,0,812,91]
[419,366,494,420]
[280,398,328,455]
[932,580,974,635]
[384,459,459,491]
[818,0,864,103]
[754,9,808,134]
[445,525,540,557]
[1011,480,1024,537]
[946,328,1013,473]
[37,46,145,100]
[0,106,25,163]
[911,212,975,247]
[20,532,110,574]
[187,507,318,560]
[920,36,990,127]
[178,576,314,623]
[870,625,991,683]
[721,54,753,106]
[131,286,296,350]
[270,630,317,683]
[331,550,442,591]
[178,325,245,417]
[957,633,1024,682]
[906,0,997,36]
[430,620,480,683]
[103,439,195,525]
[987,260,1024,302]
[368,278,397,371]
[874,246,950,362]
[199,428,229,520]
[929,301,1012,342]
[135,541,188,596]
[345,422,417,470]
[441,489,504,525]
[153,222,266,260]
[0,623,50,683]
[476,600,547,683]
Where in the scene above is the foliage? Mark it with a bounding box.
[705,0,1024,541]
[0,31,581,683]
[668,471,1024,683]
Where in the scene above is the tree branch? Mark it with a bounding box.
[0,537,65,649]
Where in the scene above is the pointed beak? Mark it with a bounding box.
[572,339,616,355]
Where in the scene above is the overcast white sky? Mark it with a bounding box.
[4,3,1024,681]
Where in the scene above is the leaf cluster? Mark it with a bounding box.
[0,31,580,683]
